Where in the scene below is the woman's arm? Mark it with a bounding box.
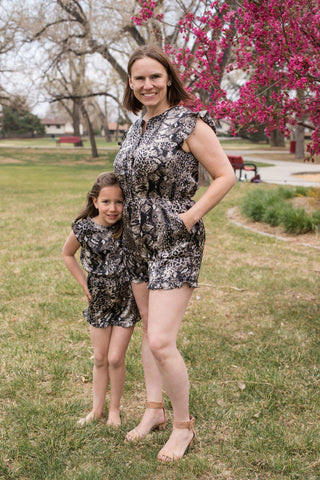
[62,231,91,301]
[180,117,236,231]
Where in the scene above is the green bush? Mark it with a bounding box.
[311,210,320,233]
[277,186,297,199]
[241,186,320,234]
[295,186,309,196]
[241,190,269,221]
[262,203,283,226]
[281,206,313,234]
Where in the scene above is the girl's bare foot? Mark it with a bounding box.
[78,411,104,426]
[107,410,121,428]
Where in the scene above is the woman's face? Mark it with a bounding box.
[129,56,170,113]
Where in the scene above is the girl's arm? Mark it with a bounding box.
[62,231,91,301]
[180,117,236,231]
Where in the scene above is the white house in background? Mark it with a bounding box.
[41,118,127,140]
[41,117,231,138]
[40,118,84,136]
[101,122,130,138]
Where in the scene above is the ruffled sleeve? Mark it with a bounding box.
[168,107,216,147]
[72,219,87,244]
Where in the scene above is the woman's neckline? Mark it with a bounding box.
[142,105,179,124]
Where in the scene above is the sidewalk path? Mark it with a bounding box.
[225,149,320,187]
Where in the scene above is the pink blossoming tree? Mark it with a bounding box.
[133,0,320,158]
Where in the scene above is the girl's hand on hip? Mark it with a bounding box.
[83,286,91,303]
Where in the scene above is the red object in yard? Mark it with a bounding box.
[56,136,83,147]
[289,140,296,154]
[227,155,258,181]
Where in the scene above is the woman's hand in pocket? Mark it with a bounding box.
[178,212,193,232]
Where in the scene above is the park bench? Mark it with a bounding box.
[227,155,260,182]
[56,136,83,147]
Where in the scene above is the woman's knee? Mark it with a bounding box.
[148,334,173,362]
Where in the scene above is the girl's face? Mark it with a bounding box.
[93,185,123,227]
[129,56,170,115]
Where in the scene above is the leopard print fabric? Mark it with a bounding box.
[113,106,216,290]
[72,218,140,328]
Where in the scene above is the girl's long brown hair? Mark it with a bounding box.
[74,171,123,238]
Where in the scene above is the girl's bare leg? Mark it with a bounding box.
[78,325,111,425]
[107,325,135,426]
[125,282,165,441]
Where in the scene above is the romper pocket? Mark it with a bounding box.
[172,211,190,236]
[145,201,190,252]
[160,207,190,251]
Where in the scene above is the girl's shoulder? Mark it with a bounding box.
[72,217,119,244]
[72,217,91,242]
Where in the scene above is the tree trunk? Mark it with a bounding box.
[81,103,99,158]
[199,164,210,186]
[103,97,112,142]
[104,120,112,143]
[269,129,285,147]
[295,124,305,160]
[73,100,81,136]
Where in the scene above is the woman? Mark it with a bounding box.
[113,45,235,461]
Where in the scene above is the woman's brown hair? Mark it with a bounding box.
[123,45,192,115]
[74,171,123,238]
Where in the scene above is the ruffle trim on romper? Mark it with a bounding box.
[147,277,200,290]
[169,108,216,147]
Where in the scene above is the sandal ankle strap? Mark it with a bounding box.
[145,401,164,409]
[173,415,195,430]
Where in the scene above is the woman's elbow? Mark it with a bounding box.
[223,169,236,190]
[229,171,236,188]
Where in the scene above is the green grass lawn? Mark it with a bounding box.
[0,135,290,151]
[0,136,120,149]
[0,147,319,480]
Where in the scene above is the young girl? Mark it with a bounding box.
[62,172,140,426]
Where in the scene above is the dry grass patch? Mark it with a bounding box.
[0,157,24,164]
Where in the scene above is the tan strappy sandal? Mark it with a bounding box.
[157,415,195,462]
[125,401,167,442]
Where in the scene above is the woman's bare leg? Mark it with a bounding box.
[78,325,111,425]
[107,325,135,426]
[125,282,165,440]
[147,285,195,460]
